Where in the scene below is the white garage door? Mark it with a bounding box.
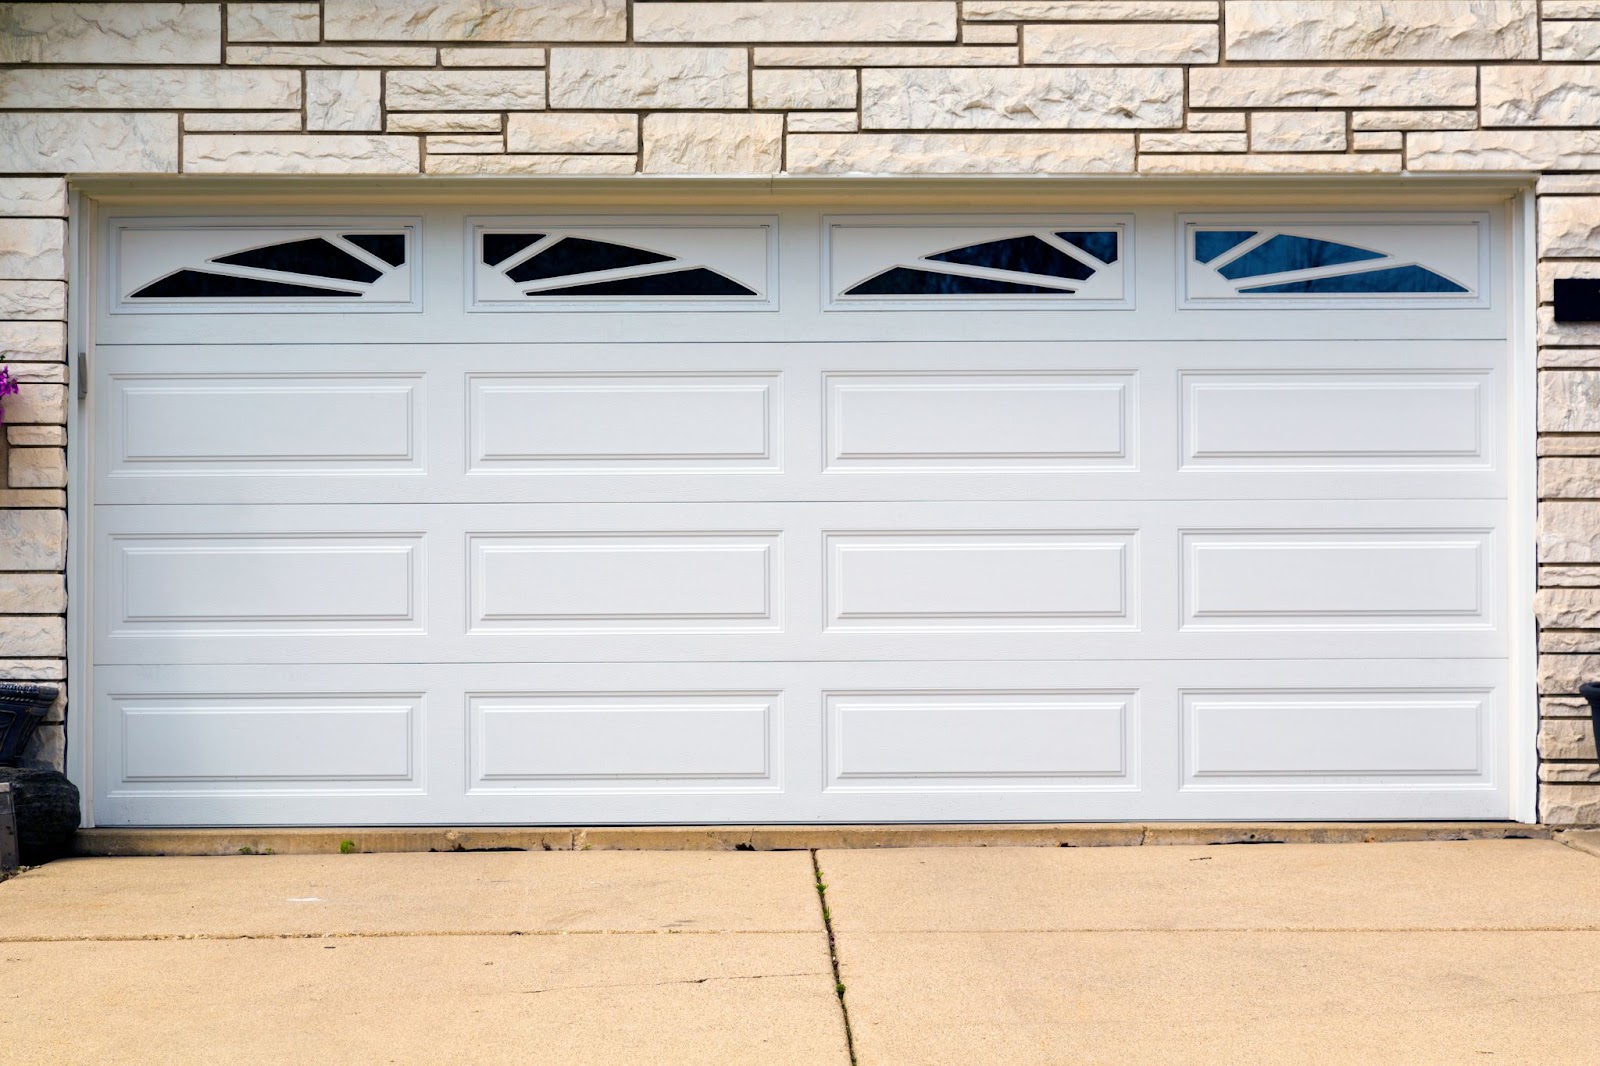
[88,202,1520,826]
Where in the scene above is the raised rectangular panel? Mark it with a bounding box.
[826,690,1132,789]
[470,533,779,632]
[1182,689,1485,785]
[825,531,1133,631]
[824,372,1132,470]
[114,694,417,786]
[1181,530,1488,630]
[468,693,776,789]
[468,373,778,471]
[1181,372,1487,469]
[108,374,422,475]
[107,534,421,633]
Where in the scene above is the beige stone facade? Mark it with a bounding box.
[0,0,1597,822]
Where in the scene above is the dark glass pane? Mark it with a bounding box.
[508,237,675,282]
[526,267,755,297]
[1239,265,1469,295]
[213,237,383,283]
[130,269,361,299]
[926,236,1093,281]
[846,266,1071,296]
[1055,230,1118,264]
[343,233,406,267]
[482,232,543,267]
[1194,230,1256,264]
[1218,234,1385,280]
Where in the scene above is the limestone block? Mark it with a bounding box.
[0,221,63,283]
[0,3,221,64]
[0,488,62,509]
[1187,112,1246,132]
[1139,152,1399,174]
[307,70,383,132]
[3,384,65,425]
[643,113,783,175]
[1541,370,1600,431]
[861,67,1183,129]
[0,616,63,660]
[755,45,1017,66]
[227,3,321,42]
[184,112,303,132]
[0,510,64,571]
[1250,111,1346,153]
[387,113,504,133]
[787,112,859,133]
[1541,503,1600,564]
[1542,435,1600,457]
[1540,652,1600,694]
[785,131,1135,174]
[1547,1,1600,15]
[1483,66,1600,128]
[440,47,548,66]
[1352,131,1402,152]
[507,113,637,154]
[6,426,64,447]
[962,24,1018,44]
[1537,588,1600,628]
[0,574,64,615]
[184,134,421,174]
[1541,307,1600,347]
[1542,199,1600,260]
[0,113,179,173]
[1544,21,1600,62]
[1351,110,1478,132]
[964,1,1218,19]
[1191,66,1477,109]
[753,69,858,111]
[1543,761,1600,783]
[1408,130,1600,172]
[0,67,302,111]
[1543,719,1597,761]
[0,180,66,218]
[0,660,64,682]
[1540,347,1600,369]
[8,448,64,490]
[227,45,437,66]
[0,281,65,321]
[385,70,545,111]
[424,134,504,154]
[549,48,747,110]
[1024,23,1218,63]
[1541,784,1600,823]
[425,154,637,175]
[635,3,956,43]
[1540,262,1600,306]
[324,0,626,42]
[1138,131,1247,153]
[1543,628,1600,652]
[1544,565,1600,587]
[1224,1,1536,61]
[3,364,64,385]
[0,322,65,362]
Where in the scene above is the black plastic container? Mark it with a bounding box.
[0,683,57,767]
[1583,683,1600,760]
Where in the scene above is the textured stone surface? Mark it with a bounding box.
[385,70,545,111]
[1024,23,1218,64]
[0,574,64,616]
[0,179,66,218]
[1225,1,1537,61]
[439,46,547,67]
[1545,565,1600,587]
[1542,504,1600,564]
[965,1,1218,18]
[303,70,380,132]
[2,384,65,426]
[0,221,65,282]
[755,45,1017,66]
[1544,21,1600,63]
[7,448,65,490]
[183,112,303,132]
[643,113,783,174]
[1483,66,1600,128]
[1538,588,1600,628]
[324,0,627,42]
[0,511,64,571]
[7,426,65,447]
[1543,371,1600,431]
[636,2,955,43]
[1351,109,1478,131]
[1544,630,1600,654]
[0,281,65,321]
[0,68,299,110]
[787,112,859,133]
[1139,131,1247,153]
[1352,131,1403,152]
[226,2,320,43]
[862,67,1183,130]
[385,112,504,133]
[184,134,421,174]
[1542,719,1597,762]
[507,112,637,154]
[752,69,858,111]
[550,48,746,110]
[0,2,221,64]
[1191,66,1478,109]
[1541,785,1600,823]
[424,153,637,175]
[227,45,438,66]
[1187,111,1246,132]
[423,133,503,154]
[786,132,1135,173]
[0,112,178,173]
[1250,111,1347,152]
[1139,152,1399,173]
[1409,130,1600,171]
[961,23,1018,45]
[1543,201,1600,259]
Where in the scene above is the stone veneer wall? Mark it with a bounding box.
[0,0,1598,821]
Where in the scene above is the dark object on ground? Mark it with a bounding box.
[0,783,18,872]
[1583,683,1600,761]
[0,768,79,865]
[0,682,58,766]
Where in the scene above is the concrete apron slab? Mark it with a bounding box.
[0,933,851,1066]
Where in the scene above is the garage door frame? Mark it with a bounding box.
[60,176,1541,827]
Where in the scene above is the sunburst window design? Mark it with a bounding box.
[480,229,762,300]
[844,231,1118,298]
[123,228,412,304]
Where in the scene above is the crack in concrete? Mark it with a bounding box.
[0,928,826,944]
[517,971,827,996]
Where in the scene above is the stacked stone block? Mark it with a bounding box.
[0,0,1596,820]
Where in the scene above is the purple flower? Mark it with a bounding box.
[0,363,18,425]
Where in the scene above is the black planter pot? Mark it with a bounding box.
[1582,683,1600,759]
[0,683,57,767]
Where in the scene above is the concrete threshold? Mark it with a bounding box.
[74,821,1554,857]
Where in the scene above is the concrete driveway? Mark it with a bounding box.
[2,837,1599,1064]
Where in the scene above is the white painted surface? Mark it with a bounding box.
[89,204,1517,825]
